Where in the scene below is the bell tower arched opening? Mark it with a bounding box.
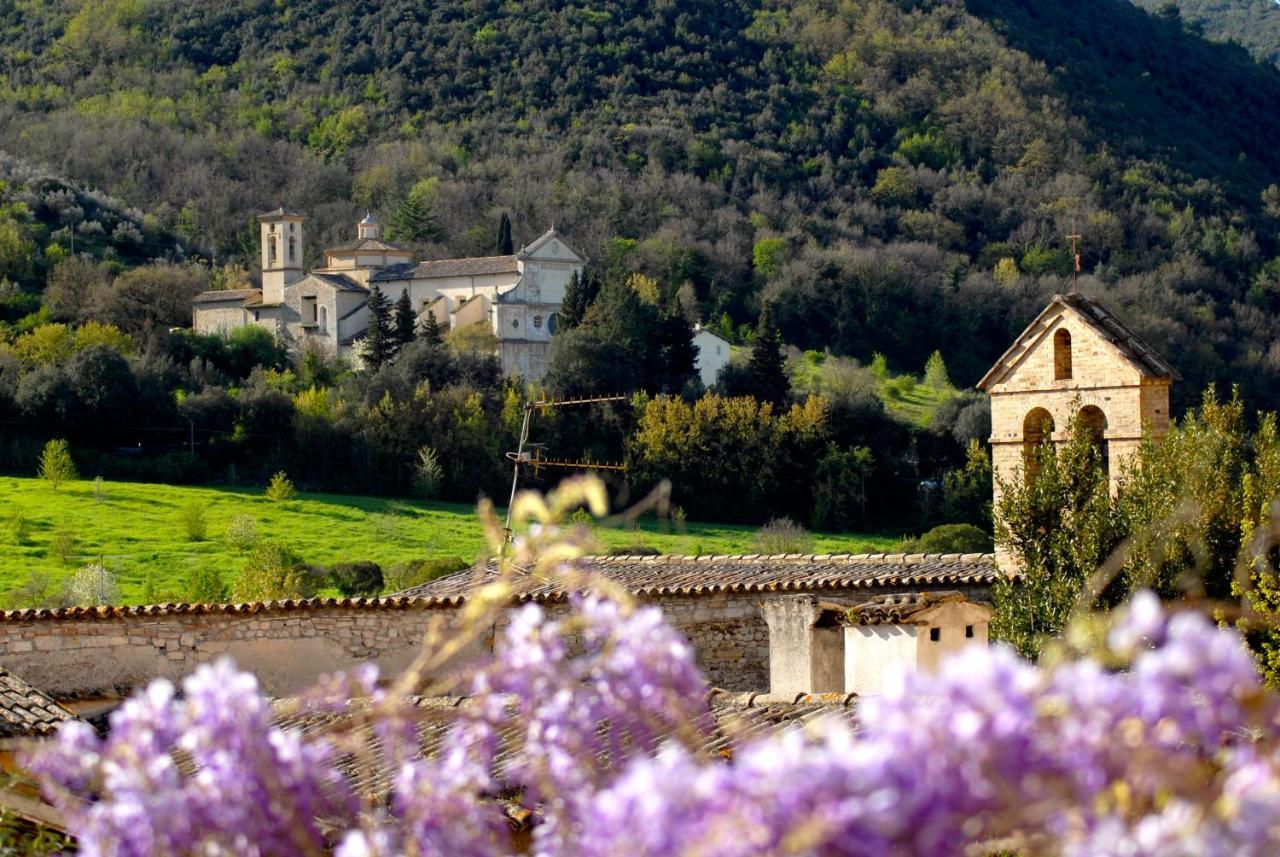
[1053,329,1072,380]
[1022,407,1055,483]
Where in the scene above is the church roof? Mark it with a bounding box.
[518,227,586,262]
[257,206,303,220]
[192,288,261,305]
[371,255,519,282]
[324,237,410,255]
[976,293,1179,391]
[308,272,369,293]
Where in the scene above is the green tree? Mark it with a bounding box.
[231,542,313,602]
[388,178,439,243]
[361,286,395,368]
[418,306,444,345]
[746,303,789,407]
[37,439,77,489]
[992,411,1122,659]
[393,289,416,346]
[924,350,952,389]
[496,211,514,254]
[558,270,599,331]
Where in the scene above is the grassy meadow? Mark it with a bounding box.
[0,476,899,603]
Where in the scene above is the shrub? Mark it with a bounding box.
[179,501,208,542]
[65,564,121,606]
[3,509,30,545]
[230,542,312,602]
[754,517,815,555]
[607,544,660,556]
[184,565,228,604]
[49,525,78,564]
[4,570,64,609]
[327,562,384,598]
[264,471,296,502]
[411,446,444,499]
[224,514,258,553]
[897,522,992,554]
[383,556,470,593]
[37,439,77,489]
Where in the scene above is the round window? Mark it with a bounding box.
[533,315,543,329]
[511,318,520,329]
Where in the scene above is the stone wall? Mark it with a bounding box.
[0,583,994,698]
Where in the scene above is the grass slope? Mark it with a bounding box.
[0,477,898,603]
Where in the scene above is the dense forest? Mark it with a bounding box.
[1131,0,1280,68]
[0,0,1279,533]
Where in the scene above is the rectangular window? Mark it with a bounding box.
[929,627,941,642]
[965,625,975,639]
[302,296,317,324]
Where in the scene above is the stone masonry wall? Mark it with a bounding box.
[0,583,994,698]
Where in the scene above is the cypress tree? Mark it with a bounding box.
[393,289,416,346]
[747,302,789,407]
[418,305,444,345]
[497,212,514,255]
[362,286,395,369]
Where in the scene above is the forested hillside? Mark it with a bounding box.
[1131,0,1280,68]
[1,0,1279,406]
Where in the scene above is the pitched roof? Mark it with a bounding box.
[0,596,458,622]
[307,272,369,293]
[272,688,857,800]
[371,255,519,282]
[518,227,586,262]
[0,669,76,738]
[324,237,411,255]
[977,293,1178,391]
[192,288,261,305]
[396,553,1001,602]
[257,207,304,220]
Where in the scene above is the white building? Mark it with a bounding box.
[692,324,731,388]
[191,208,586,380]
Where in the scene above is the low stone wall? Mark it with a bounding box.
[0,583,993,698]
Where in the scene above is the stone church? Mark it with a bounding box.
[191,208,586,379]
[978,292,1179,566]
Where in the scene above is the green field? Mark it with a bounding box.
[0,477,899,603]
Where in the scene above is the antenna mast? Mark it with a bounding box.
[504,394,628,533]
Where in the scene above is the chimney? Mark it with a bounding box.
[759,595,845,696]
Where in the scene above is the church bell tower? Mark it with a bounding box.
[258,207,305,305]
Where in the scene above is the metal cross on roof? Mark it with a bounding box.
[1068,219,1083,294]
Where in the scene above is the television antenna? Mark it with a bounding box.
[504,394,628,531]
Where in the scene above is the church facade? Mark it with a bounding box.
[191,208,585,380]
[977,292,1179,568]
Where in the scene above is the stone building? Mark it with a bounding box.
[191,208,585,380]
[978,293,1178,518]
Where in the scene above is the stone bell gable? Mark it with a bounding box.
[978,293,1178,531]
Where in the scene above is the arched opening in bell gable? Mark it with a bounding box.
[1053,328,1072,380]
[1077,405,1109,478]
[1022,407,1055,483]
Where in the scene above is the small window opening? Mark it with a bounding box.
[929,627,941,643]
[1053,328,1072,380]
[268,234,278,265]
[288,235,297,263]
[965,625,974,639]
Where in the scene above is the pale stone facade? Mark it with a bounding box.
[192,208,584,379]
[977,293,1178,568]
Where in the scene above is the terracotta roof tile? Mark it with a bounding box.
[324,237,410,255]
[0,596,461,623]
[846,591,967,625]
[396,553,1001,602]
[0,670,75,738]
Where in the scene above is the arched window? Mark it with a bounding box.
[318,305,328,334]
[288,235,296,263]
[268,234,278,266]
[1078,405,1108,478]
[1053,328,1072,380]
[1023,407,1055,483]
